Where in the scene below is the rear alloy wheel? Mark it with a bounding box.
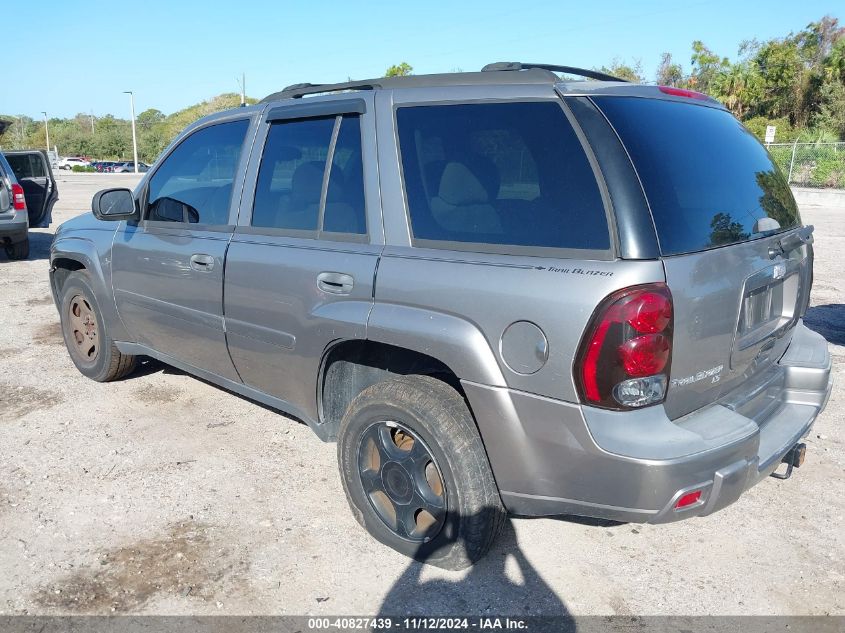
[59,271,137,381]
[357,421,447,543]
[4,237,29,260]
[338,375,505,569]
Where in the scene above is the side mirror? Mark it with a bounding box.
[753,217,781,234]
[92,188,138,221]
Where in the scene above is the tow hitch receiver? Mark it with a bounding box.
[770,443,807,480]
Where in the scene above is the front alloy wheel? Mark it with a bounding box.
[67,293,100,365]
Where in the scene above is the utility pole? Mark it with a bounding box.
[15,116,25,149]
[237,72,246,106]
[89,111,95,133]
[124,91,139,174]
[41,111,50,154]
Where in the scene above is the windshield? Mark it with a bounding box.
[595,97,801,256]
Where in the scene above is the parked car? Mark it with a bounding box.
[1,150,57,259]
[92,161,115,173]
[57,156,90,170]
[50,63,831,569]
[111,161,150,173]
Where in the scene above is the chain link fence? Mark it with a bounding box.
[767,142,845,189]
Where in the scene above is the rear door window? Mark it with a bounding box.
[6,153,46,179]
[595,97,800,255]
[396,102,609,253]
[251,114,366,235]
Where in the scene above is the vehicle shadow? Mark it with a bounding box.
[804,304,845,346]
[0,230,52,262]
[378,512,573,622]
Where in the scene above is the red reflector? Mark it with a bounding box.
[11,183,26,210]
[619,334,670,377]
[658,85,709,100]
[675,490,702,509]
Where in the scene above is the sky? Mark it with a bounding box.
[4,0,839,119]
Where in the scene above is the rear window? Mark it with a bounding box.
[6,153,46,179]
[396,102,609,253]
[595,97,800,256]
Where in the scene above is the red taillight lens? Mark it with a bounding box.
[575,284,673,410]
[11,183,26,210]
[658,85,709,100]
[619,334,670,376]
[624,291,672,333]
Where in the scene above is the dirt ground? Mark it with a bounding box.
[0,173,842,616]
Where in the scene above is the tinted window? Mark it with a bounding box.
[6,153,46,179]
[324,116,366,234]
[396,102,608,251]
[252,115,366,234]
[147,119,249,225]
[595,97,801,255]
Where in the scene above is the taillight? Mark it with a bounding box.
[575,283,673,410]
[11,183,26,210]
[658,85,709,100]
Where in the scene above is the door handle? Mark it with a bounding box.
[317,271,354,295]
[190,253,215,272]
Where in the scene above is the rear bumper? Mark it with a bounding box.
[465,322,832,524]
[0,210,28,240]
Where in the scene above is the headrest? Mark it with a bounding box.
[438,161,491,206]
[290,161,324,204]
[291,161,345,204]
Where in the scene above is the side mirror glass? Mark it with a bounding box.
[753,217,781,234]
[92,188,138,221]
[149,197,200,223]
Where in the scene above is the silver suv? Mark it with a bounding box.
[50,63,832,569]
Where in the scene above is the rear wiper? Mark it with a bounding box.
[768,225,814,259]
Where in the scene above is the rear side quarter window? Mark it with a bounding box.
[396,101,610,255]
[595,97,801,255]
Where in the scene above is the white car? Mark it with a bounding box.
[57,157,90,170]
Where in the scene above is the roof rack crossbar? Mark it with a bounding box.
[481,62,628,83]
[262,80,382,102]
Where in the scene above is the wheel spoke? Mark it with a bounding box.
[405,439,431,469]
[358,466,383,495]
[395,502,420,539]
[376,425,407,461]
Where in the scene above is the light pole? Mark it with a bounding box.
[41,111,50,154]
[124,91,139,174]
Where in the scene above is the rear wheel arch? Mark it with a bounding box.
[319,340,469,440]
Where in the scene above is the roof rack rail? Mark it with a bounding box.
[481,62,628,83]
[262,79,382,102]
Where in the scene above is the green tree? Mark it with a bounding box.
[137,108,165,130]
[687,40,730,95]
[656,52,683,86]
[385,62,413,77]
[598,58,645,83]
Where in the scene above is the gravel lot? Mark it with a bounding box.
[0,173,842,616]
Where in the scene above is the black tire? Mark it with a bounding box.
[59,271,137,381]
[337,375,505,570]
[5,236,29,260]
